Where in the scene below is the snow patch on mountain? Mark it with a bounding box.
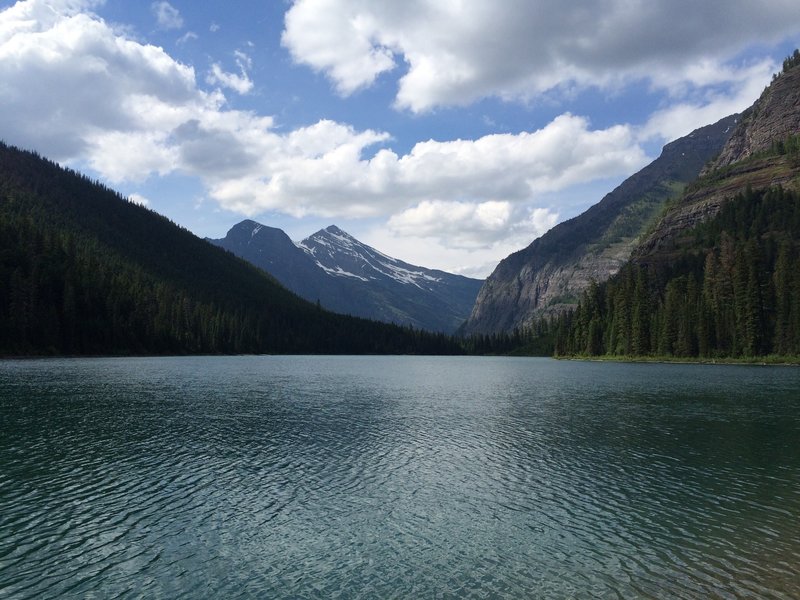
[298,225,444,288]
[314,262,370,281]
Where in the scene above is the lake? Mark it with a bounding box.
[1,356,799,598]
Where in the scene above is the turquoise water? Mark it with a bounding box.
[1,356,799,598]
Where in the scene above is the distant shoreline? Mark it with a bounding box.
[555,355,800,366]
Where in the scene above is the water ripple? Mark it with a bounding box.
[1,356,799,598]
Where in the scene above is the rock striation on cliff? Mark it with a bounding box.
[636,59,800,263]
[460,115,738,335]
[710,66,800,169]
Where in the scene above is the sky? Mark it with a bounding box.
[1,1,799,278]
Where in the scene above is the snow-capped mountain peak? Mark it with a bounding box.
[210,220,483,333]
[298,226,443,289]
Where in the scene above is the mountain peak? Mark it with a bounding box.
[224,219,289,240]
[323,224,348,236]
[709,58,800,169]
[210,219,482,333]
[314,225,360,247]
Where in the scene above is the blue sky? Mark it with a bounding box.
[1,0,799,277]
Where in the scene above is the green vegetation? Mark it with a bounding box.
[770,133,800,167]
[459,318,557,356]
[783,49,800,74]
[0,142,458,356]
[770,49,800,83]
[551,186,800,360]
[593,181,685,249]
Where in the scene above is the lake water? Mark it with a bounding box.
[1,356,799,599]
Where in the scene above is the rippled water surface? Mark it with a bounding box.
[1,356,799,598]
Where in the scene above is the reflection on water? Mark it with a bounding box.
[1,356,799,598]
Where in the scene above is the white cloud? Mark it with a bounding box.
[282,0,800,113]
[379,201,559,277]
[0,0,648,268]
[362,215,560,279]
[206,62,253,94]
[388,200,558,250]
[200,114,646,220]
[151,1,182,30]
[206,49,254,95]
[640,60,775,142]
[282,0,395,95]
[176,31,197,46]
[128,193,150,207]
[0,0,202,167]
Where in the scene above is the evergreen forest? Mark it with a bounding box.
[0,142,457,356]
[552,186,800,359]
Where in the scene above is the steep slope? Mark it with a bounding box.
[0,142,458,356]
[211,222,483,333]
[460,114,738,335]
[555,184,800,359]
[636,60,800,260]
[209,220,342,305]
[711,55,800,168]
[553,53,800,360]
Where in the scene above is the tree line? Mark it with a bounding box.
[0,142,459,356]
[4,139,799,360]
[551,186,800,359]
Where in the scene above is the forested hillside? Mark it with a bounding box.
[460,114,738,335]
[537,52,800,361]
[0,142,457,356]
[554,186,800,358]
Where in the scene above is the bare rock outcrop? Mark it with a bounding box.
[709,67,800,169]
[460,115,738,335]
[638,61,800,261]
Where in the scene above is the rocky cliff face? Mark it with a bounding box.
[637,60,800,262]
[709,66,800,169]
[460,115,738,335]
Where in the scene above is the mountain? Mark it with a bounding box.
[0,142,458,356]
[208,220,332,302]
[710,51,800,169]
[636,56,800,261]
[460,113,739,335]
[552,53,800,359]
[210,221,483,333]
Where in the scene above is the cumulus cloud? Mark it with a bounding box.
[640,60,775,141]
[0,0,202,169]
[0,0,648,262]
[151,1,183,30]
[201,114,646,219]
[388,201,558,250]
[282,0,800,113]
[380,201,558,277]
[206,62,253,94]
[282,0,395,95]
[362,216,560,279]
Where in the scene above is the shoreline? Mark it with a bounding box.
[555,354,800,366]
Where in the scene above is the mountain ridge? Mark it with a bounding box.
[635,62,800,261]
[0,141,458,356]
[460,113,739,335]
[210,221,482,333]
[549,51,800,360]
